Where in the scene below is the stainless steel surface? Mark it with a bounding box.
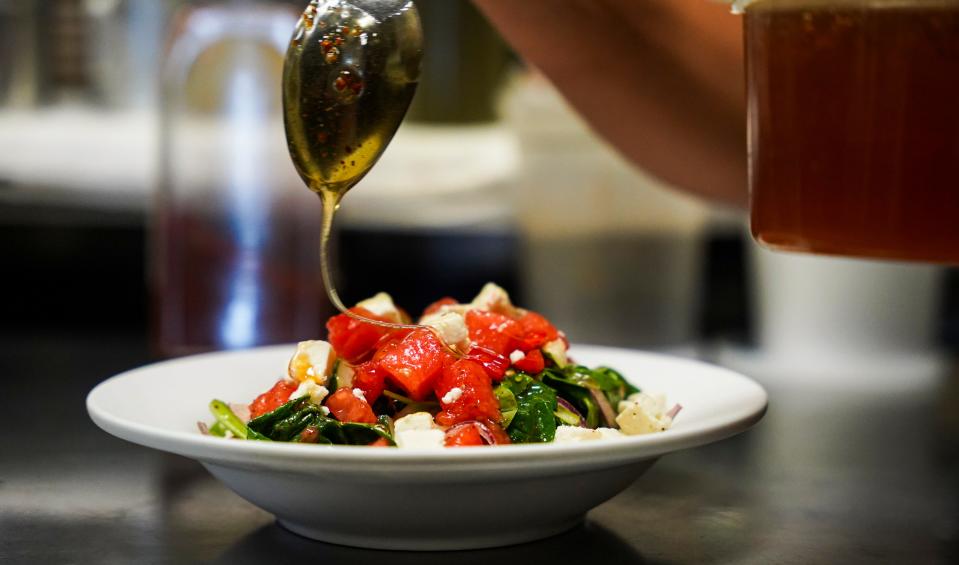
[2,331,957,563]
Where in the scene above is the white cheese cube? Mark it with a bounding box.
[554,426,603,442]
[470,282,515,313]
[596,427,625,440]
[616,392,673,435]
[395,429,446,449]
[287,340,335,385]
[422,311,469,348]
[357,292,400,320]
[393,411,439,433]
[554,425,626,443]
[289,380,329,406]
[393,412,447,448]
[617,391,667,416]
[509,350,526,364]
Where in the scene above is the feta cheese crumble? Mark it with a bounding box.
[616,392,674,435]
[288,340,335,385]
[393,412,446,449]
[289,380,329,406]
[357,292,401,320]
[470,282,518,315]
[422,311,469,348]
[441,387,464,404]
[509,349,526,363]
[554,426,624,442]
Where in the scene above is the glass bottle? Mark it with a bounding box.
[152,1,333,357]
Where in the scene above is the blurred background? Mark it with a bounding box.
[2,0,959,386]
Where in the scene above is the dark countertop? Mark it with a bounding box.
[2,331,957,564]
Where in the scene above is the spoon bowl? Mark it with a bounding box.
[283,0,423,198]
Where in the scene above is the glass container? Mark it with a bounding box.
[153,1,333,357]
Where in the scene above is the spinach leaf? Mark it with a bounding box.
[342,415,395,445]
[248,395,395,445]
[541,365,636,426]
[271,404,325,441]
[591,366,639,407]
[308,416,394,445]
[499,372,536,396]
[248,395,311,435]
[598,366,640,395]
[554,400,584,426]
[505,376,558,443]
[494,384,518,428]
[542,370,601,428]
[327,360,339,392]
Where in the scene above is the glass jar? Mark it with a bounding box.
[152,2,333,357]
[741,0,959,263]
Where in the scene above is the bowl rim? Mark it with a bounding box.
[87,344,767,468]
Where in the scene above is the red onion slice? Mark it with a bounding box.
[556,397,587,427]
[588,387,619,428]
[666,403,683,420]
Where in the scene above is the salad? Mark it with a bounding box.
[201,283,681,448]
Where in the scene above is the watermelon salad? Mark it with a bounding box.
[201,283,681,448]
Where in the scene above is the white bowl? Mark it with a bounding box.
[87,344,767,551]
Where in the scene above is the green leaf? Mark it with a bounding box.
[270,404,325,441]
[499,372,536,396]
[507,380,558,443]
[541,372,601,428]
[209,399,270,441]
[342,420,395,445]
[597,366,640,395]
[554,402,583,426]
[248,395,311,434]
[208,421,228,437]
[494,384,518,428]
[327,360,339,392]
[246,394,395,445]
[591,366,638,407]
[541,365,635,426]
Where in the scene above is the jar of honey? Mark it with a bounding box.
[741,0,959,262]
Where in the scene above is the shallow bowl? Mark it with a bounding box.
[87,344,767,550]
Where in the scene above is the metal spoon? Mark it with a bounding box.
[283,0,423,199]
[282,0,424,328]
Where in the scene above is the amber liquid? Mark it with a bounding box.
[746,1,959,262]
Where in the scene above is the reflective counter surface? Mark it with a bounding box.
[2,332,957,564]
